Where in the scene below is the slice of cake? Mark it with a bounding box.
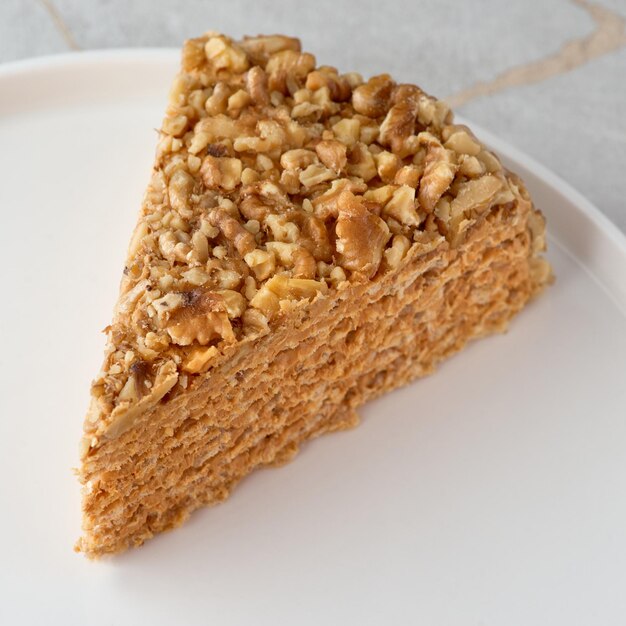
[77,32,551,558]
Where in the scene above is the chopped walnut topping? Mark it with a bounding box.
[346,143,377,181]
[332,118,360,145]
[240,35,301,64]
[364,184,396,206]
[450,174,503,217]
[244,249,276,280]
[205,82,231,116]
[280,148,318,170]
[266,50,316,94]
[394,165,421,188]
[383,185,421,226]
[182,345,220,374]
[417,134,458,212]
[266,274,327,301]
[162,114,188,137]
[379,100,418,156]
[352,74,395,117]
[90,31,543,433]
[458,154,485,178]
[374,150,402,183]
[200,156,242,190]
[205,36,249,73]
[443,125,482,156]
[168,169,195,211]
[245,65,270,105]
[384,234,411,269]
[165,289,235,345]
[311,178,367,219]
[335,191,391,278]
[299,163,336,187]
[306,68,352,102]
[209,208,255,256]
[315,140,347,172]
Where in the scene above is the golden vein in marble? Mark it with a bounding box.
[38,0,81,51]
[448,0,626,108]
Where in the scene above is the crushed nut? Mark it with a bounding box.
[299,163,336,187]
[266,50,316,94]
[182,345,220,374]
[201,156,242,190]
[352,74,394,117]
[246,65,270,105]
[205,82,231,116]
[306,68,351,102]
[182,267,210,286]
[265,213,300,242]
[205,36,249,73]
[240,35,301,63]
[265,275,327,300]
[191,230,209,262]
[458,154,485,178]
[443,126,481,156]
[335,191,390,277]
[450,174,503,217]
[332,118,360,145]
[379,100,418,156]
[168,169,195,211]
[217,289,247,318]
[374,150,402,183]
[394,165,421,188]
[166,289,235,345]
[250,284,280,318]
[364,184,396,206]
[244,249,276,280]
[315,139,347,172]
[346,142,377,181]
[280,148,318,170]
[227,89,251,113]
[210,208,255,256]
[383,185,421,226]
[384,234,411,269]
[417,135,457,212]
[162,114,188,137]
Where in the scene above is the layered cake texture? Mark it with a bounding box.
[77,33,551,557]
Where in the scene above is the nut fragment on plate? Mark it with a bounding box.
[93,31,539,424]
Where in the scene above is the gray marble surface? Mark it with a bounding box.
[2,0,625,233]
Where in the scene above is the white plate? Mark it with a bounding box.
[0,51,625,626]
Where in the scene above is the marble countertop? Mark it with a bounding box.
[3,0,625,233]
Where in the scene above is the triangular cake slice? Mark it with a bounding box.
[77,33,551,557]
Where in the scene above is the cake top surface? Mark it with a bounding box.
[83,32,531,451]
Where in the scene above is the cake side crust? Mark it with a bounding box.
[78,197,549,557]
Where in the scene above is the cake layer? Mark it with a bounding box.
[78,200,546,557]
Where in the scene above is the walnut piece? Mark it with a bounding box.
[165,290,235,345]
[352,74,395,117]
[182,345,220,374]
[245,65,269,105]
[379,101,418,157]
[383,185,421,226]
[201,156,243,190]
[418,134,458,212]
[315,140,347,172]
[335,191,391,277]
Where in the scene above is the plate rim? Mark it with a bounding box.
[1,50,626,623]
